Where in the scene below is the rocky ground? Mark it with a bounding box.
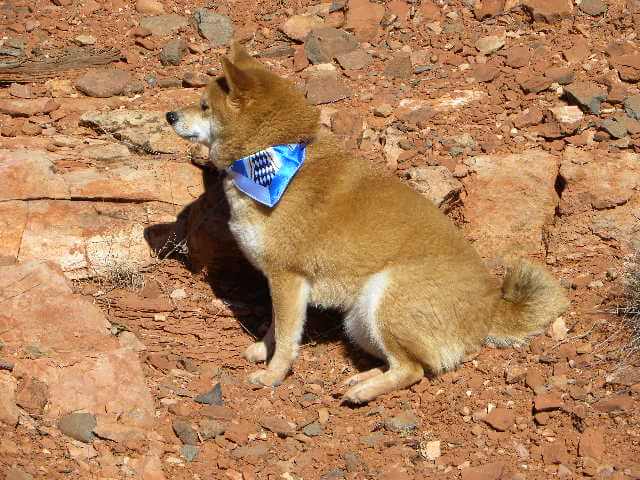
[1,0,640,479]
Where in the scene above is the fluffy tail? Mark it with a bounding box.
[486,260,569,347]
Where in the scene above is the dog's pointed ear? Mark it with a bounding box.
[221,56,254,100]
[230,41,262,69]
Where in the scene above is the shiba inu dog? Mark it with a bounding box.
[166,43,568,404]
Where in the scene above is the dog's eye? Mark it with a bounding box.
[200,101,209,111]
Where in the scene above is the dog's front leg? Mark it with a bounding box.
[247,273,309,387]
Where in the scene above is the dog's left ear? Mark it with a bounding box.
[230,41,262,69]
[221,56,255,102]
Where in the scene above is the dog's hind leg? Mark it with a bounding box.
[343,354,423,404]
[247,273,309,387]
[342,368,385,387]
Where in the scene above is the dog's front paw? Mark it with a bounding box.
[244,341,268,363]
[247,369,284,387]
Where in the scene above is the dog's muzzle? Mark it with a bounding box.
[165,111,178,125]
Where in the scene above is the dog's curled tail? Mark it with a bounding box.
[486,260,569,347]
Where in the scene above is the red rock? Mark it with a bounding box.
[542,440,570,465]
[473,64,499,83]
[461,462,505,480]
[0,372,19,426]
[534,392,564,412]
[8,83,32,99]
[331,110,364,150]
[306,74,352,105]
[418,0,442,20]
[607,85,628,104]
[513,107,543,128]
[559,147,640,213]
[182,71,209,88]
[2,261,156,427]
[505,365,527,384]
[593,395,634,413]
[304,27,358,64]
[259,416,296,437]
[345,0,385,42]
[0,98,59,117]
[202,405,235,420]
[564,37,590,64]
[522,0,573,23]
[579,428,605,460]
[294,45,310,71]
[474,0,505,19]
[224,420,257,445]
[15,377,49,415]
[564,81,607,114]
[483,408,515,431]
[505,46,531,68]
[534,412,551,425]
[405,166,463,208]
[336,49,371,70]
[281,14,323,42]
[75,69,132,98]
[384,52,412,79]
[545,67,574,85]
[462,150,559,259]
[21,122,42,136]
[519,74,551,93]
[386,0,410,26]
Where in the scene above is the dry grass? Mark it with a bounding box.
[611,256,640,367]
[91,261,145,294]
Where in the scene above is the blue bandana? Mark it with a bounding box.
[226,143,307,207]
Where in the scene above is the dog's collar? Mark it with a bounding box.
[226,143,306,207]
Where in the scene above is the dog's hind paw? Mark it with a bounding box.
[342,383,374,405]
[244,341,268,363]
[247,369,284,387]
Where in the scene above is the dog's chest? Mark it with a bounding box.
[224,179,265,269]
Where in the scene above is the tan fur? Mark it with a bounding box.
[167,43,569,404]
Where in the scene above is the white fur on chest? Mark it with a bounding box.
[224,179,265,270]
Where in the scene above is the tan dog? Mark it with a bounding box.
[166,43,569,404]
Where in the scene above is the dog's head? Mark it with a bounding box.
[166,43,320,170]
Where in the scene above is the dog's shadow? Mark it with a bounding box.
[143,167,379,374]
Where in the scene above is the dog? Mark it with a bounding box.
[166,42,569,404]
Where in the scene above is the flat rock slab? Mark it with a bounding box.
[345,0,385,42]
[139,14,188,36]
[193,9,233,47]
[0,147,202,276]
[0,261,112,352]
[0,97,59,117]
[559,146,640,213]
[0,149,69,201]
[0,202,27,267]
[1,261,155,427]
[405,166,463,208]
[75,69,132,98]
[79,109,191,154]
[0,148,202,204]
[15,200,176,279]
[304,28,359,64]
[462,150,559,260]
[396,90,487,119]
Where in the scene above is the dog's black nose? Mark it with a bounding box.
[166,111,178,125]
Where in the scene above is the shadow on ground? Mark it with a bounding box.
[142,165,378,371]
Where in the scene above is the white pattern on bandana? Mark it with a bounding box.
[248,150,282,187]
